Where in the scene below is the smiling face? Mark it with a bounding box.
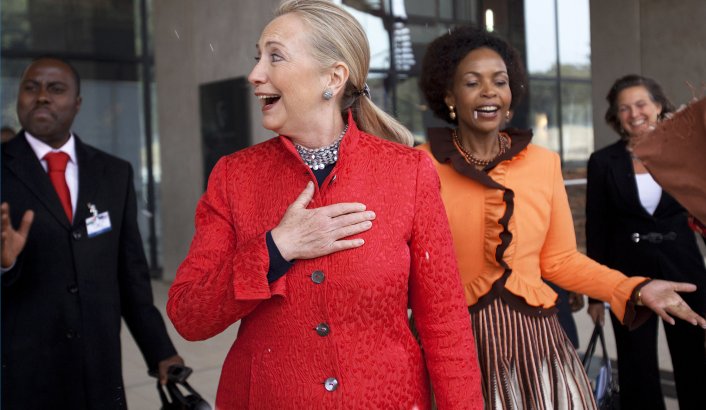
[616,85,662,138]
[248,13,333,137]
[17,58,82,148]
[445,47,511,139]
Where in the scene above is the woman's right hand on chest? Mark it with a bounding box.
[270,181,376,261]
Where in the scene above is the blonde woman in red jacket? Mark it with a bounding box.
[418,26,706,409]
[167,1,482,409]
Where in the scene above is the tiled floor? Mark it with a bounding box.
[122,280,679,409]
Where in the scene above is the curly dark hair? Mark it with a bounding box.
[419,26,527,125]
[605,74,675,138]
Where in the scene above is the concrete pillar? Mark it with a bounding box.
[154,0,279,280]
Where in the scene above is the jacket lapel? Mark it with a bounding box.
[607,142,653,217]
[4,134,72,229]
[72,136,104,227]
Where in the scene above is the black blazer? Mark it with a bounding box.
[1,133,177,409]
[586,140,706,314]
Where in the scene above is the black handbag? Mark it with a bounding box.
[582,324,620,410]
[157,365,212,410]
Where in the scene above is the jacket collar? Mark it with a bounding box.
[24,131,78,167]
[277,109,361,169]
[428,127,533,189]
[4,132,73,228]
[4,132,103,228]
[605,140,668,218]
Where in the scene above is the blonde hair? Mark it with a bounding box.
[276,0,414,146]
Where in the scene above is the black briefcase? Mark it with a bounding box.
[156,365,212,410]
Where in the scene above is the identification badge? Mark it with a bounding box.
[85,203,112,237]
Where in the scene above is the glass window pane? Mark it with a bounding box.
[524,0,557,75]
[440,0,453,19]
[341,3,390,70]
[456,0,479,22]
[394,75,425,141]
[561,80,593,162]
[2,0,137,58]
[527,78,560,152]
[558,0,591,70]
[1,0,31,51]
[405,0,436,17]
[0,59,30,132]
[525,0,593,164]
[558,0,592,163]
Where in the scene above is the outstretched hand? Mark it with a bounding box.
[1,202,34,268]
[639,279,706,328]
[271,181,375,261]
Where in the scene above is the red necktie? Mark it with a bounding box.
[44,152,73,222]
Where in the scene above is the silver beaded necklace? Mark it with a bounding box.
[294,124,348,170]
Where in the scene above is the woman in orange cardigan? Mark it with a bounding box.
[418,26,706,409]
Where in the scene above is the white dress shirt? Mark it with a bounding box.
[635,171,662,215]
[25,132,79,216]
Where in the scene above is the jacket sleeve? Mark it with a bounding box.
[408,152,483,410]
[167,157,286,341]
[585,152,612,264]
[585,151,613,305]
[0,252,24,286]
[538,152,648,325]
[118,164,177,371]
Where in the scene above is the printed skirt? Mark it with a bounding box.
[469,297,597,410]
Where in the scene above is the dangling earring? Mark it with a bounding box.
[505,110,511,120]
[323,89,333,100]
[448,105,456,120]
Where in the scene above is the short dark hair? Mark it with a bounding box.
[27,56,81,96]
[419,26,527,125]
[604,74,675,138]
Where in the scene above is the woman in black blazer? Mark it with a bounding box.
[586,74,706,410]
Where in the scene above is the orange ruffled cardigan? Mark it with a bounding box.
[419,128,647,324]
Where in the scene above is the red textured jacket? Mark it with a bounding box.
[168,116,482,409]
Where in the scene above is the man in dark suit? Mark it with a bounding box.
[1,57,183,409]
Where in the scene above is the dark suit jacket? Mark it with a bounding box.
[586,140,706,314]
[1,133,177,409]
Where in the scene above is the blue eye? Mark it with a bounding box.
[271,54,283,62]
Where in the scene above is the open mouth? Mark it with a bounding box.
[257,94,281,110]
[630,119,646,127]
[473,105,500,119]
